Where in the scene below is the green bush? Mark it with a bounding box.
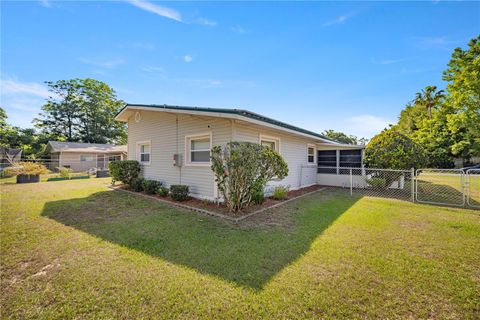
[4,162,50,176]
[130,177,145,192]
[143,179,162,195]
[109,160,141,186]
[367,177,386,189]
[211,141,288,212]
[250,179,265,205]
[170,185,189,201]
[58,167,73,179]
[272,185,289,200]
[156,186,169,197]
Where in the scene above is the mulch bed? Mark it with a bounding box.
[114,184,324,219]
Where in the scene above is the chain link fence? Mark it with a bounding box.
[466,169,480,208]
[317,166,479,209]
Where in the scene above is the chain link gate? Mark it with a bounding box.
[415,169,465,207]
[466,169,480,209]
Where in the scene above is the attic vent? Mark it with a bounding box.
[135,112,141,123]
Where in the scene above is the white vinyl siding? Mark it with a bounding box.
[127,111,231,200]
[235,122,318,190]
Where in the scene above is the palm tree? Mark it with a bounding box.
[413,86,446,119]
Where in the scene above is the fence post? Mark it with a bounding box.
[350,168,353,196]
[411,167,415,203]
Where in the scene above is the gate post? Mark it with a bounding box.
[411,167,415,203]
[350,168,353,196]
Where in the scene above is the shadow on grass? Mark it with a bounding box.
[416,180,480,207]
[41,189,360,290]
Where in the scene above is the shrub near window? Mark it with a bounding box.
[143,179,162,195]
[170,185,189,201]
[109,160,141,186]
[211,141,288,212]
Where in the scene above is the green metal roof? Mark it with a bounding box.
[117,103,340,143]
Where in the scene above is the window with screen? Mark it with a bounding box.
[80,154,94,162]
[137,142,151,164]
[186,134,211,165]
[307,146,315,164]
[339,149,362,174]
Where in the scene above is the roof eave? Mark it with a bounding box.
[115,104,340,144]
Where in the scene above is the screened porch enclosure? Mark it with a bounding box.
[317,149,363,174]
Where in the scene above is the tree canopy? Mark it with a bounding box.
[364,129,426,169]
[322,130,368,145]
[35,78,126,144]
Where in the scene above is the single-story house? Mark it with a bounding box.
[115,104,365,201]
[45,141,127,172]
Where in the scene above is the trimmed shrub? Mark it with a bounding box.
[109,160,141,186]
[143,179,162,195]
[272,185,289,200]
[58,167,73,179]
[170,185,189,201]
[4,162,50,176]
[130,177,145,192]
[156,186,169,197]
[211,142,288,212]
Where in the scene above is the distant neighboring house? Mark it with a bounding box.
[115,104,364,201]
[45,141,127,172]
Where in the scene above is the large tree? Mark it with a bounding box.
[322,129,367,145]
[35,78,126,144]
[442,35,480,161]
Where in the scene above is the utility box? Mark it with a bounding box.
[173,154,182,167]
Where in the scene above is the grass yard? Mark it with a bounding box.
[1,178,479,319]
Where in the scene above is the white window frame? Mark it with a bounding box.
[136,140,151,165]
[307,144,316,165]
[80,154,95,162]
[185,132,212,167]
[259,134,281,153]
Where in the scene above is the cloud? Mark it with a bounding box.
[378,58,408,65]
[126,0,182,22]
[132,42,155,50]
[413,36,463,50]
[323,12,355,26]
[346,115,393,135]
[196,18,217,27]
[231,25,246,34]
[39,0,52,8]
[140,66,164,73]
[1,78,51,99]
[183,55,193,63]
[79,58,126,68]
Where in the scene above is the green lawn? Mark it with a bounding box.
[1,179,479,319]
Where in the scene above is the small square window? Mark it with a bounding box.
[137,142,151,164]
[186,134,211,165]
[308,146,315,164]
[80,154,94,162]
